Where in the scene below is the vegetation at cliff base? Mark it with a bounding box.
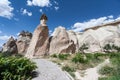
[51,54,70,60]
[49,52,120,79]
[0,54,37,80]
[50,52,106,78]
[98,52,120,80]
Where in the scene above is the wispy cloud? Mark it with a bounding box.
[0,0,14,19]
[21,8,32,16]
[0,34,16,46]
[49,30,53,35]
[0,31,2,34]
[54,6,59,11]
[14,18,19,21]
[0,35,10,41]
[54,1,58,5]
[0,30,16,46]
[72,15,120,32]
[0,35,14,46]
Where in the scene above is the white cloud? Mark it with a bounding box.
[27,0,59,11]
[0,35,10,41]
[21,8,32,16]
[27,0,51,7]
[0,0,14,19]
[108,15,113,18]
[39,9,43,13]
[72,15,120,32]
[49,30,53,35]
[115,16,120,21]
[14,18,19,21]
[16,33,20,36]
[0,40,5,46]
[0,35,16,46]
[54,6,59,11]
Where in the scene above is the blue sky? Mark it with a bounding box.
[0,0,120,46]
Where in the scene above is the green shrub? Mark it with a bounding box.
[110,57,120,66]
[0,52,23,58]
[99,65,113,76]
[99,53,120,80]
[85,54,93,59]
[99,77,108,80]
[0,52,12,57]
[68,72,75,78]
[14,54,24,58]
[0,57,37,80]
[103,44,112,53]
[51,54,70,60]
[109,53,120,58]
[72,54,88,63]
[62,65,75,72]
[51,54,57,58]
[103,44,120,53]
[99,76,120,80]
[109,53,120,68]
[93,53,104,59]
[79,43,88,54]
[58,54,70,60]
[62,65,75,78]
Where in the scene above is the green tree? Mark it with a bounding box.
[103,44,112,53]
[79,43,89,54]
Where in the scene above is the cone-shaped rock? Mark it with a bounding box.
[2,36,18,54]
[49,26,76,54]
[25,14,49,58]
[16,31,32,55]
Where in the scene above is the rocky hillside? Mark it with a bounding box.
[2,14,120,57]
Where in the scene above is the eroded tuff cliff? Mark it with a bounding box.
[2,15,120,57]
[49,27,76,55]
[2,31,32,55]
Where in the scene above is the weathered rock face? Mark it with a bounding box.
[0,47,2,52]
[25,14,49,58]
[2,37,18,54]
[16,31,32,55]
[49,27,76,54]
[25,25,49,58]
[67,30,79,52]
[77,24,120,53]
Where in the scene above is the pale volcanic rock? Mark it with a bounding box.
[25,14,49,58]
[77,24,120,53]
[67,30,79,52]
[16,31,32,55]
[49,27,76,54]
[2,37,18,54]
[25,25,49,58]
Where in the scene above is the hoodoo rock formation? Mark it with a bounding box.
[25,14,49,58]
[2,37,18,54]
[16,31,32,54]
[2,31,32,55]
[49,27,76,55]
